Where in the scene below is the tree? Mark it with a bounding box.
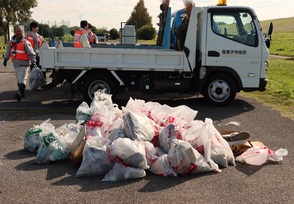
[70,26,79,37]
[96,27,108,35]
[127,0,152,29]
[50,25,65,38]
[0,0,37,42]
[38,23,50,38]
[109,28,119,40]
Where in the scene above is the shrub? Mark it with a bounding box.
[109,28,120,40]
[137,25,156,40]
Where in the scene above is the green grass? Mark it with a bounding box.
[269,32,294,57]
[260,17,294,32]
[241,58,294,120]
[137,38,157,45]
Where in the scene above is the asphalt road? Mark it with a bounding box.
[1,60,294,203]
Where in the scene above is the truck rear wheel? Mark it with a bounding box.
[203,73,237,106]
[82,75,116,104]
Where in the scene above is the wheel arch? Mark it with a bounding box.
[201,66,243,92]
[80,69,115,82]
[80,69,120,104]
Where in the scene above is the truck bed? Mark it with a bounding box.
[40,42,185,72]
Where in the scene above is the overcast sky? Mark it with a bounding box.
[31,0,294,29]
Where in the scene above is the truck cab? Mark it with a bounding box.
[171,6,269,105]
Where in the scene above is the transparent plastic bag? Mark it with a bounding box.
[76,136,113,177]
[29,66,46,91]
[102,162,146,182]
[35,133,69,164]
[107,137,149,169]
[23,119,55,152]
[76,102,93,125]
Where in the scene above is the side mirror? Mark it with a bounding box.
[265,22,273,48]
[267,21,273,36]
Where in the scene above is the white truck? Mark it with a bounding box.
[40,4,273,106]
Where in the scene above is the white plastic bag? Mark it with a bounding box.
[236,146,288,166]
[144,141,158,167]
[29,66,46,91]
[151,104,197,127]
[123,107,159,142]
[159,124,182,153]
[205,118,235,167]
[23,119,55,152]
[76,136,114,177]
[55,123,80,149]
[108,128,127,142]
[102,162,146,181]
[35,133,68,164]
[167,139,213,175]
[76,102,93,125]
[150,154,178,177]
[184,120,220,172]
[85,113,108,136]
[107,138,149,169]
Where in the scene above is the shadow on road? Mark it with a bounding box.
[0,89,255,124]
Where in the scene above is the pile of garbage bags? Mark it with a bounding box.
[22,92,287,181]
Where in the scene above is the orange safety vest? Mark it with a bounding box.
[89,33,97,44]
[74,30,88,48]
[10,39,30,61]
[26,33,43,49]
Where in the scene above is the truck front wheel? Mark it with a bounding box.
[82,75,116,104]
[203,74,237,106]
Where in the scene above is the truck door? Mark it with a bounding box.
[205,8,262,88]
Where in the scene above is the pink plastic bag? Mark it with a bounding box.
[236,146,288,166]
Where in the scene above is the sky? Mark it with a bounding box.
[31,0,294,30]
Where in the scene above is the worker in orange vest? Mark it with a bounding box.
[87,23,98,44]
[3,25,36,101]
[74,20,91,48]
[25,21,45,67]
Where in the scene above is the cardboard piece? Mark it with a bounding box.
[70,126,86,167]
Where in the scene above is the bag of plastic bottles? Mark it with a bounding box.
[29,65,46,91]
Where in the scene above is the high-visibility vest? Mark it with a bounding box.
[88,33,97,43]
[10,39,30,61]
[74,30,88,48]
[26,33,43,49]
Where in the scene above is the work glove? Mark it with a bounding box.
[3,60,7,67]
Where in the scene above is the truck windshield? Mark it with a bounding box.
[211,11,258,47]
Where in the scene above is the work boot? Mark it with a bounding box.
[14,83,21,102]
[14,93,21,102]
[19,84,26,98]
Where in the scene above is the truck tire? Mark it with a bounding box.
[203,73,237,106]
[82,75,116,104]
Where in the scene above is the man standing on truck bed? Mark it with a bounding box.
[87,23,98,44]
[43,20,92,90]
[74,20,91,48]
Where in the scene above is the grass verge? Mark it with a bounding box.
[241,57,294,120]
